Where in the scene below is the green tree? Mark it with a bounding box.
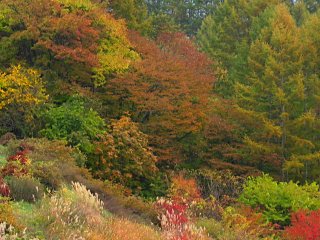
[0,2,18,70]
[197,0,281,97]
[283,12,320,182]
[145,0,218,35]
[110,0,153,36]
[110,0,181,37]
[289,0,310,26]
[197,1,320,180]
[302,0,320,12]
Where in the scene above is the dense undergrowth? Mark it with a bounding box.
[0,140,319,239]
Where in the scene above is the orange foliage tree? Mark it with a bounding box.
[92,116,159,194]
[169,174,201,204]
[109,31,215,165]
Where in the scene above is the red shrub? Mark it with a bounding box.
[284,210,320,240]
[8,149,29,164]
[157,198,190,240]
[2,148,30,177]
[156,198,207,240]
[0,177,10,197]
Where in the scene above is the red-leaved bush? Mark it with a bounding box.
[158,198,189,232]
[156,198,207,240]
[284,210,320,240]
[0,177,10,197]
[2,148,30,177]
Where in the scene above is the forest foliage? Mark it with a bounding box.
[0,0,320,239]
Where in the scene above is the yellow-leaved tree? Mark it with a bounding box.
[0,65,47,136]
[0,65,47,109]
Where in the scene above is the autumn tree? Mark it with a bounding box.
[203,98,244,167]
[0,65,47,136]
[108,31,214,166]
[92,116,160,195]
[0,0,137,92]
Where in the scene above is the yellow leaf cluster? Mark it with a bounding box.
[92,14,139,87]
[0,65,47,110]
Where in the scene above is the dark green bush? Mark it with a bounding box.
[39,96,105,155]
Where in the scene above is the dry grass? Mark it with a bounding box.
[0,222,39,240]
[19,182,163,240]
[86,218,164,240]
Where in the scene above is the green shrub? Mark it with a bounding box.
[239,174,320,225]
[71,147,87,167]
[0,144,7,155]
[0,145,7,167]
[39,96,105,155]
[6,176,44,202]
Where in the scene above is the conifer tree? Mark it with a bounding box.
[235,4,320,180]
[283,12,320,181]
[197,0,281,97]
